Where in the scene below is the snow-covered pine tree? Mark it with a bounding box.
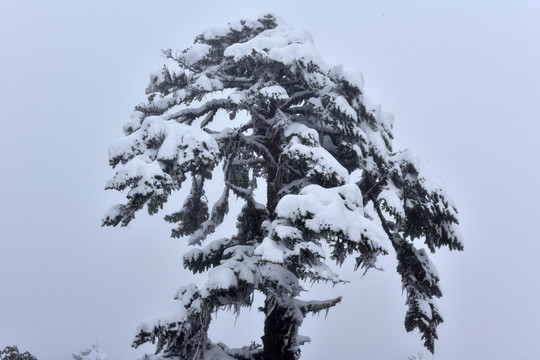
[103,14,463,360]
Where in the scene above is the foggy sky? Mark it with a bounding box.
[1,1,539,359]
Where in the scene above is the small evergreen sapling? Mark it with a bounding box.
[104,14,463,360]
[72,344,109,360]
[0,346,37,360]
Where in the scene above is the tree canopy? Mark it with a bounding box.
[104,14,462,360]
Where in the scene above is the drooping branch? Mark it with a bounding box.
[371,192,444,354]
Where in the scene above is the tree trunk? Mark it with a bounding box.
[262,104,300,360]
[261,299,299,360]
[266,163,280,217]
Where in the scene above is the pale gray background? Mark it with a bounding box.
[1,1,539,359]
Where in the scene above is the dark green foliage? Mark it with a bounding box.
[165,178,209,238]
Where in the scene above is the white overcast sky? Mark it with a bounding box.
[1,1,539,359]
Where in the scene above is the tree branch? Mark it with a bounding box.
[295,296,342,314]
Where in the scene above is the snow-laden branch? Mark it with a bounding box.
[295,296,342,315]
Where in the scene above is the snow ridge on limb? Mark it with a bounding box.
[104,13,462,359]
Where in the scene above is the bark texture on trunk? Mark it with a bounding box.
[261,300,299,360]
